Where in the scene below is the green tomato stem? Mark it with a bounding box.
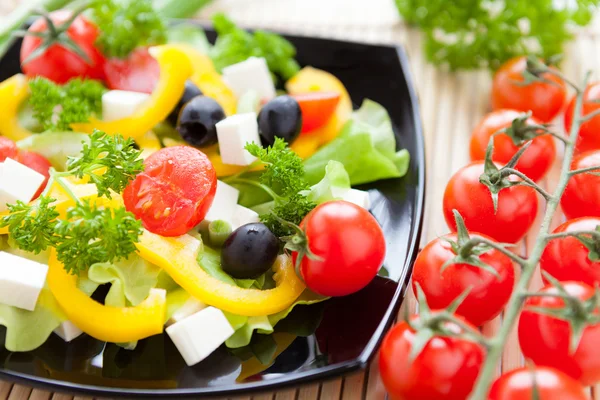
[468,71,592,400]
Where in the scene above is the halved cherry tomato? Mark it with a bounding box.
[489,366,588,400]
[492,56,567,123]
[561,150,600,220]
[564,82,600,153]
[412,232,515,327]
[443,161,538,243]
[379,317,485,400]
[20,11,105,84]
[0,137,18,162]
[292,200,385,297]
[123,146,217,237]
[292,92,340,133]
[540,217,600,286]
[519,281,600,386]
[103,47,160,94]
[469,109,556,182]
[17,151,51,200]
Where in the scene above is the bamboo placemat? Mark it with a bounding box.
[2,0,600,399]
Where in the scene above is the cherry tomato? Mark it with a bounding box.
[412,232,515,327]
[379,317,485,400]
[291,92,341,133]
[564,82,600,153]
[519,281,600,386]
[123,146,217,237]
[20,11,105,84]
[561,150,600,219]
[292,200,385,297]
[16,151,51,200]
[0,137,18,162]
[469,109,556,182]
[443,161,538,243]
[103,47,160,93]
[489,366,588,400]
[540,217,600,286]
[491,56,567,123]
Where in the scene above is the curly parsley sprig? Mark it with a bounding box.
[231,138,315,237]
[0,130,144,274]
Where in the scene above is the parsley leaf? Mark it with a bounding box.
[210,13,300,80]
[67,130,144,198]
[54,202,143,275]
[0,196,59,254]
[246,138,315,236]
[396,0,600,70]
[91,0,167,59]
[28,77,105,131]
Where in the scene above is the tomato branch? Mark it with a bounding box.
[569,164,600,176]
[460,236,526,267]
[501,168,553,200]
[468,68,592,400]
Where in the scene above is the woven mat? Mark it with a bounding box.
[2,0,600,398]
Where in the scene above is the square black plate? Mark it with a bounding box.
[0,26,425,398]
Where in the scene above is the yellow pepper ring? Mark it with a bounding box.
[0,74,33,141]
[136,230,306,316]
[47,248,166,343]
[71,45,193,139]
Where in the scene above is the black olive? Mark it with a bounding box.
[177,96,225,147]
[167,80,203,126]
[221,223,280,279]
[257,95,302,147]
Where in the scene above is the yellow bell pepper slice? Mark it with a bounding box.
[47,248,166,343]
[136,230,305,316]
[0,74,33,141]
[71,45,193,139]
[286,66,353,145]
[170,44,237,116]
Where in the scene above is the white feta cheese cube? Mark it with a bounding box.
[231,205,260,230]
[222,57,276,100]
[204,180,240,224]
[166,306,234,366]
[343,189,371,210]
[102,90,151,122]
[0,251,48,311]
[54,320,83,342]
[167,297,207,326]
[216,113,261,166]
[0,158,46,212]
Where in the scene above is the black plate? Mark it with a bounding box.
[0,26,425,398]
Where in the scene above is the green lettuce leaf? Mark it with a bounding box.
[86,255,161,308]
[0,285,66,352]
[303,99,410,185]
[167,23,211,54]
[17,132,89,171]
[198,245,269,289]
[301,160,350,204]
[236,90,260,114]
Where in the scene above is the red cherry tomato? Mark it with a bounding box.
[412,232,515,327]
[379,317,485,400]
[0,137,18,162]
[469,109,556,182]
[292,200,385,297]
[489,366,588,400]
[540,217,600,286]
[443,161,538,243]
[103,47,160,94]
[123,146,217,237]
[491,56,567,123]
[564,82,600,153]
[20,11,105,84]
[292,92,341,133]
[16,151,51,200]
[519,281,600,386]
[561,150,600,219]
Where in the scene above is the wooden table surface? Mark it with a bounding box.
[2,0,600,399]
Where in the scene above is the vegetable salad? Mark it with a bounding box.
[0,1,410,373]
